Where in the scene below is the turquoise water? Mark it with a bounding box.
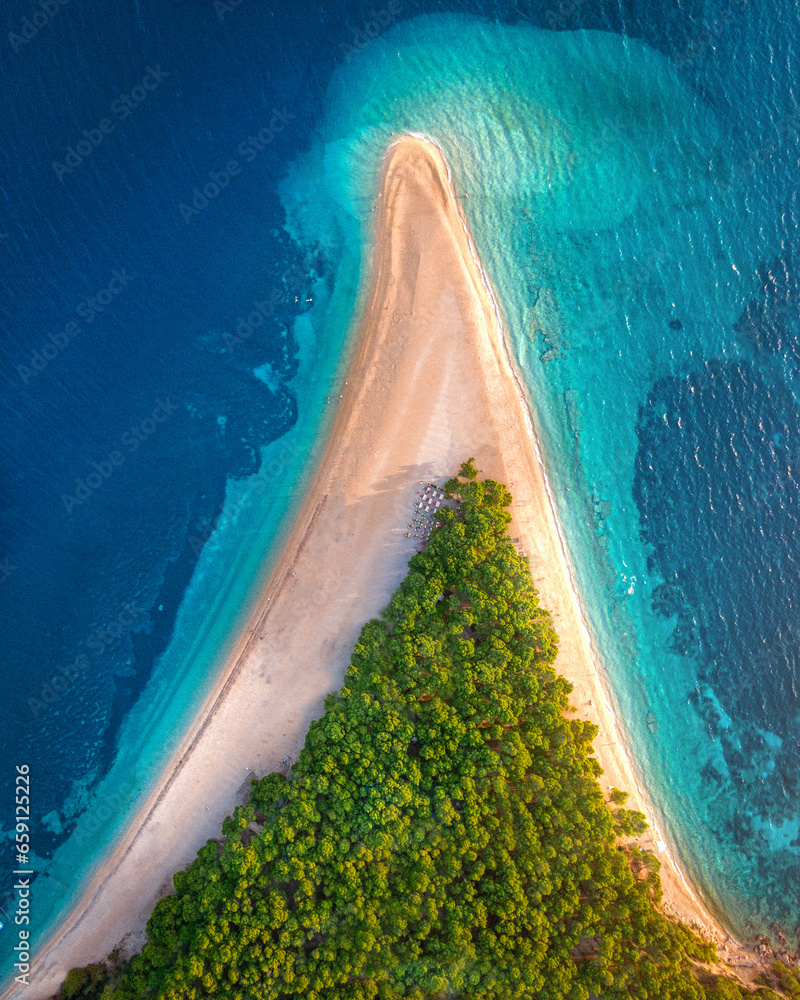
[280,14,798,940]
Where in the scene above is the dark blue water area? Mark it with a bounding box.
[634,355,800,924]
[635,357,800,741]
[633,238,800,923]
[637,354,800,702]
[0,0,797,948]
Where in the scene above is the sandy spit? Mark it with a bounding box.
[4,135,747,1000]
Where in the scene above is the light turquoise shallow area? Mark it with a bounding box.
[280,14,782,938]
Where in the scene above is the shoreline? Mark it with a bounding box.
[408,138,737,948]
[3,135,757,999]
[408,131,748,955]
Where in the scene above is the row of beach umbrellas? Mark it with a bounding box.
[407,482,448,542]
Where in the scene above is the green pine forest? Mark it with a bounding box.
[58,461,799,1000]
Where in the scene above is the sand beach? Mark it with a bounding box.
[4,134,744,1000]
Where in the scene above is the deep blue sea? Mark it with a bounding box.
[1,0,799,981]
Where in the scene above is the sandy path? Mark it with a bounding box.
[4,135,738,1000]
